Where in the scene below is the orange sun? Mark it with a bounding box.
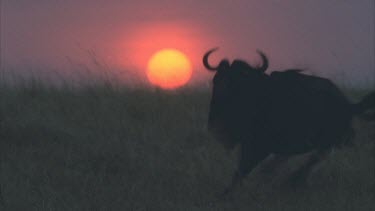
[147,49,192,89]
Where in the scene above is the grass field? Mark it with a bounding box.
[0,81,374,210]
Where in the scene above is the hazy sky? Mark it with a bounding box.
[1,0,374,87]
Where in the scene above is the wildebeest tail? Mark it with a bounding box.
[352,91,375,120]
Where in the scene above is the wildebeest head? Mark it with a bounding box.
[203,48,269,149]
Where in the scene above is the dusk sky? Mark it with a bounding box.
[1,0,374,87]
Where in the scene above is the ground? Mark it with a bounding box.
[0,82,374,210]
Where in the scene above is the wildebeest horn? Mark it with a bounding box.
[203,47,220,71]
[256,50,269,73]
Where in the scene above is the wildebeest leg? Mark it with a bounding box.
[259,154,290,175]
[286,150,329,188]
[221,142,269,197]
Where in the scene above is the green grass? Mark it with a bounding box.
[0,81,374,210]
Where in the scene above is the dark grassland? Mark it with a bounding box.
[0,81,374,210]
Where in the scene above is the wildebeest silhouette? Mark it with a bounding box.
[203,47,375,195]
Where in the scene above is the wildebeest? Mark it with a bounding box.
[203,47,375,195]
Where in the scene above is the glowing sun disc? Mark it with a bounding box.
[147,49,192,89]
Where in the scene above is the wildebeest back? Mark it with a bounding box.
[256,70,353,153]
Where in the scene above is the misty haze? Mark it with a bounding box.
[1,0,374,88]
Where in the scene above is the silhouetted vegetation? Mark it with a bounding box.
[0,79,374,210]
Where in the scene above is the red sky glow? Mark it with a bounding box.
[1,0,374,88]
